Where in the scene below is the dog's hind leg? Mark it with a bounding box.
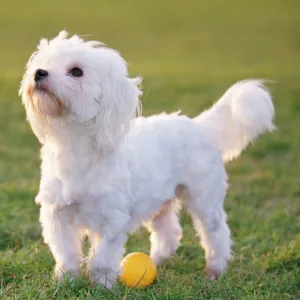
[190,208,231,279]
[187,166,232,280]
[146,200,182,265]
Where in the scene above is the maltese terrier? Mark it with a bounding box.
[20,31,275,288]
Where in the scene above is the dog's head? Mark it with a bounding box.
[20,31,142,149]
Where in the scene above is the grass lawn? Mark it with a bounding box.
[0,0,300,299]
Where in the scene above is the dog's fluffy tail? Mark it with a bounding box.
[194,80,275,163]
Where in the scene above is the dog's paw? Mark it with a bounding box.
[150,239,181,266]
[54,265,79,281]
[92,268,117,289]
[150,251,173,266]
[205,266,223,280]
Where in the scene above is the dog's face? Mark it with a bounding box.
[20,31,141,147]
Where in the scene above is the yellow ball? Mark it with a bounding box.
[120,252,157,288]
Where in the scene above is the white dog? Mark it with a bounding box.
[20,31,275,288]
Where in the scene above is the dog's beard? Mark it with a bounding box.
[27,84,66,117]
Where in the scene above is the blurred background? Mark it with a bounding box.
[0,0,299,298]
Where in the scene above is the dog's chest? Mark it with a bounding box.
[53,151,126,203]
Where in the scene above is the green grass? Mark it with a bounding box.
[1,0,300,299]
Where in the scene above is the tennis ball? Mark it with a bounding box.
[120,252,157,288]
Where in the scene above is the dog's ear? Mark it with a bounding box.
[93,75,142,150]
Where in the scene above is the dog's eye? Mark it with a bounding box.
[70,67,83,77]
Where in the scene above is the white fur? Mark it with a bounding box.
[194,80,275,162]
[20,31,275,288]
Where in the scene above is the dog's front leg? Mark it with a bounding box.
[89,232,127,289]
[40,204,82,280]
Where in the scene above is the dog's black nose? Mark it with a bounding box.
[34,69,48,82]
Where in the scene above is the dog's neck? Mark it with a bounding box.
[43,117,121,158]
